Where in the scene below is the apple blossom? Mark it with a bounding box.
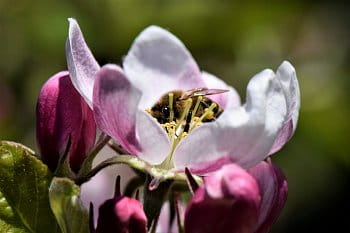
[66,18,299,175]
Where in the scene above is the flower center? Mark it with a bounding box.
[146,90,224,170]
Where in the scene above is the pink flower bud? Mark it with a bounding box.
[184,164,261,233]
[36,71,96,172]
[96,196,147,233]
[248,161,288,233]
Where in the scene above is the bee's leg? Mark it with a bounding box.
[184,110,192,133]
[201,100,210,108]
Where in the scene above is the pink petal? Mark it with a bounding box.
[36,71,96,173]
[201,71,241,109]
[96,196,147,233]
[123,26,206,109]
[66,18,100,108]
[174,69,287,172]
[93,64,141,155]
[184,164,260,233]
[269,61,300,154]
[248,161,288,233]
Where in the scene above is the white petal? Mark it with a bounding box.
[123,26,206,109]
[277,61,300,126]
[201,71,241,109]
[269,61,300,154]
[174,69,287,171]
[136,111,170,164]
[66,18,100,108]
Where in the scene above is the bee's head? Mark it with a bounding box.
[150,102,170,124]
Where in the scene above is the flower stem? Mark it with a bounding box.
[75,154,137,185]
[77,133,111,178]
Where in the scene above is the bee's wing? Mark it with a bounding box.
[180,88,229,99]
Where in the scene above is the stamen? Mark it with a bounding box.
[176,98,192,132]
[191,96,203,121]
[198,103,217,122]
[159,99,193,170]
[189,103,217,132]
[168,93,174,122]
[150,90,225,170]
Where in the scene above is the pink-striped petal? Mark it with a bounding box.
[93,65,170,164]
[66,18,100,108]
[93,65,141,155]
[123,26,206,110]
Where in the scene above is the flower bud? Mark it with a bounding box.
[248,161,288,233]
[95,177,147,233]
[36,71,96,173]
[184,164,261,233]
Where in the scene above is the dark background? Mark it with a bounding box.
[1,0,349,232]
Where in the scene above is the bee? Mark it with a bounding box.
[149,88,228,127]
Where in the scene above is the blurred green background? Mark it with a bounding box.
[0,0,349,232]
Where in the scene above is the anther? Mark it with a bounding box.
[198,103,217,122]
[189,103,217,132]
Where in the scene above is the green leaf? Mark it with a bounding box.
[49,177,90,233]
[0,141,61,233]
[0,190,30,233]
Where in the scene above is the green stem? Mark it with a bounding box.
[75,155,137,185]
[77,133,111,178]
[54,136,75,179]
